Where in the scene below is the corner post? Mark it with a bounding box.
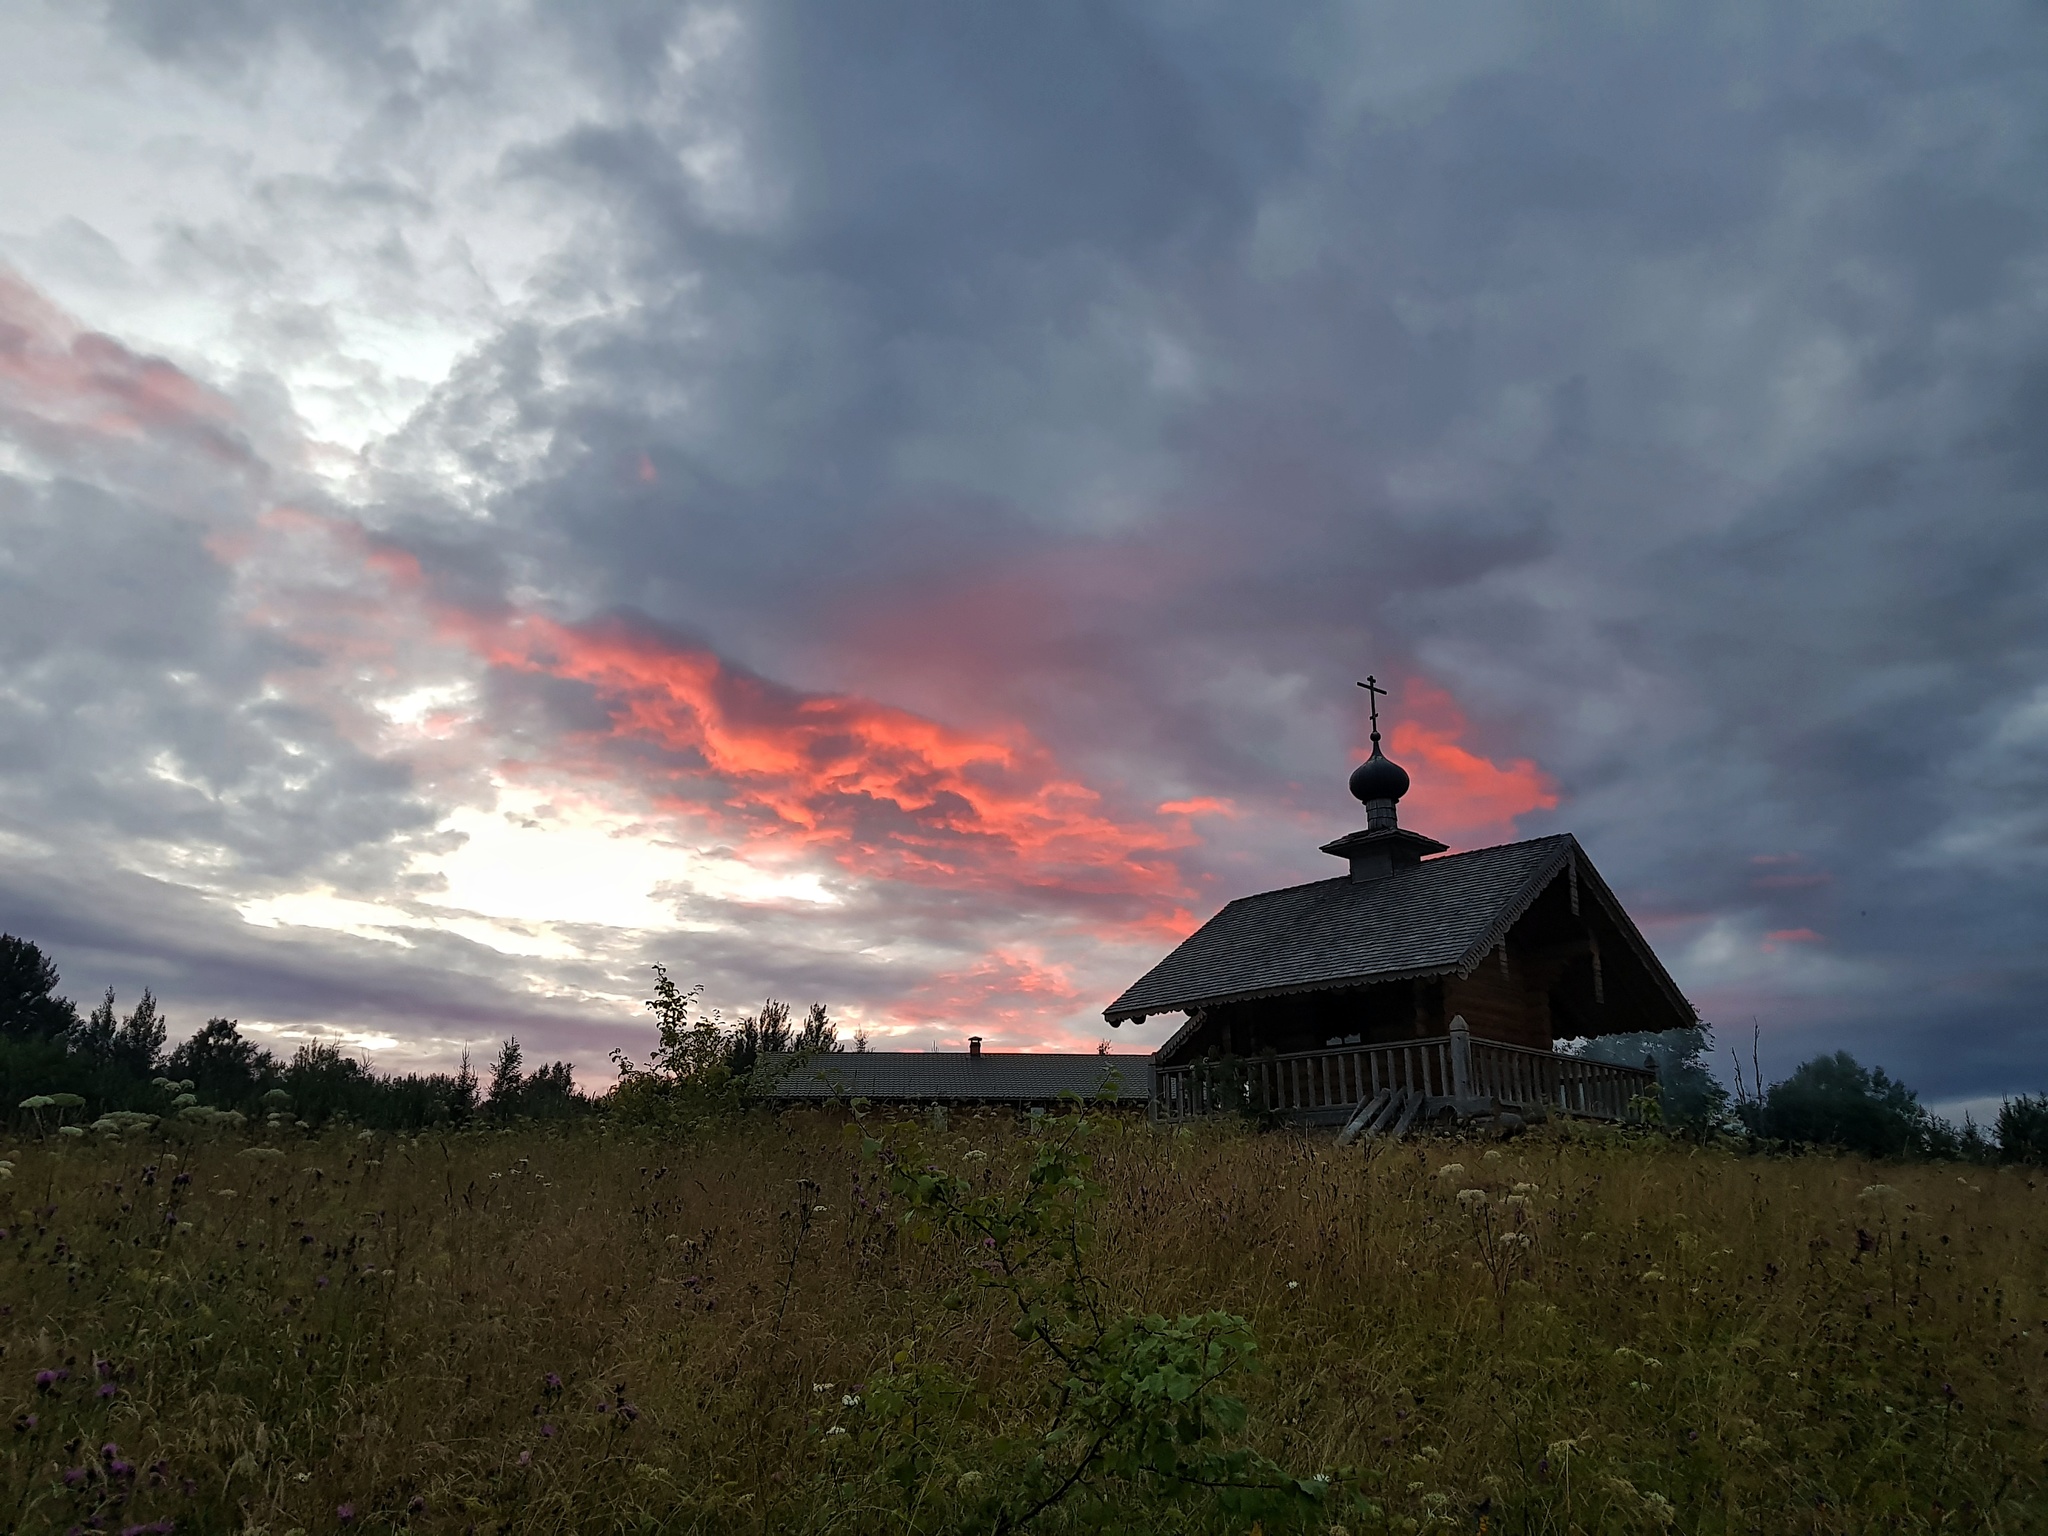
[1449,1013,1473,1103]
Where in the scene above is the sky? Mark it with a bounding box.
[1,3,2044,1116]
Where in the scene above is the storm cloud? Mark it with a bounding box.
[1,2,2044,1107]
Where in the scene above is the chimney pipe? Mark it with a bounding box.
[968,1036,982,1059]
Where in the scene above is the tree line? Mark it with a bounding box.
[9,928,2042,1159]
[0,934,839,1132]
[1571,1022,2048,1162]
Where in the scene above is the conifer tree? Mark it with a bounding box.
[73,987,119,1066]
[486,1037,524,1114]
[0,934,79,1040]
[113,987,167,1076]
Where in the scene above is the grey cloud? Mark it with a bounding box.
[435,4,2048,1091]
[7,2,2047,1094]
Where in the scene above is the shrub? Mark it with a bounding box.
[1997,1093,2048,1164]
[1568,1024,1729,1132]
[1750,1051,1931,1157]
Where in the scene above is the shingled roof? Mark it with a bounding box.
[1108,833,1602,1022]
[761,1052,1152,1103]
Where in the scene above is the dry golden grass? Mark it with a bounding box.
[2,1111,2044,1533]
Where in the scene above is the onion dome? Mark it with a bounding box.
[1348,746,1410,806]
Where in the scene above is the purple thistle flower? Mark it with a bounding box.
[16,1413,37,1432]
[64,1467,87,1486]
[540,1424,556,1438]
[543,1372,562,1393]
[97,1360,114,1380]
[96,1384,116,1401]
[316,1276,329,1289]
[102,1442,121,1460]
[35,1370,61,1392]
[108,1459,135,1479]
[407,1495,425,1514]
[336,1503,356,1524]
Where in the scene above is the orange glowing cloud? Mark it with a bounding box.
[1382,678,1559,845]
[443,606,1200,918]
[1157,796,1237,818]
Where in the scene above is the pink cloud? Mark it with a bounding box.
[1763,928,1823,951]
[1381,678,1560,845]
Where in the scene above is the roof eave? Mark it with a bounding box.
[1449,837,1578,977]
[1104,958,1467,1025]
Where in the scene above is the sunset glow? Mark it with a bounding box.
[9,2,2026,1105]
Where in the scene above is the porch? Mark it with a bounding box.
[1151,1017,1657,1140]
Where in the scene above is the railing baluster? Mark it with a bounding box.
[1148,1038,1650,1124]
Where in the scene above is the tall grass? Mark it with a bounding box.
[3,1113,2043,1532]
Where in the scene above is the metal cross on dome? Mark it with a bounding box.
[1357,675,1387,747]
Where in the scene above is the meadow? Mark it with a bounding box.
[2,1109,2044,1535]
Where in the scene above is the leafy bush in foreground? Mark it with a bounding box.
[856,1102,1329,1531]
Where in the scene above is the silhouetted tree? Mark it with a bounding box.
[724,999,796,1076]
[112,988,167,1077]
[72,988,119,1068]
[0,934,78,1041]
[1750,1051,1930,1157]
[522,1060,578,1116]
[285,1042,372,1122]
[166,1017,275,1106]
[487,1037,524,1115]
[1998,1094,2048,1165]
[794,1002,840,1053]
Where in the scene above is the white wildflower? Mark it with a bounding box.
[1456,1187,1488,1209]
[1435,1163,1465,1180]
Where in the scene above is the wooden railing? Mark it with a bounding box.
[1152,1022,1655,1127]
[1465,1039,1651,1122]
